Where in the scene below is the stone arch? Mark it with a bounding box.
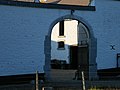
[44,15,98,80]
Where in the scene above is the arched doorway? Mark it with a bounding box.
[44,15,98,81]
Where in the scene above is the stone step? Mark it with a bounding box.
[44,80,83,88]
[50,69,77,81]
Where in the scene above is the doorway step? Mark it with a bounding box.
[43,79,83,90]
[50,69,77,81]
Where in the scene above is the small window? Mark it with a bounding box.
[59,20,64,36]
[58,41,65,49]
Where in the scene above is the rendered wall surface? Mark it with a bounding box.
[0,0,120,76]
[0,5,69,76]
[51,20,78,64]
[74,0,120,69]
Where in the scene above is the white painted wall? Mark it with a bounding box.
[0,5,69,76]
[0,0,120,76]
[51,20,78,63]
[74,0,120,69]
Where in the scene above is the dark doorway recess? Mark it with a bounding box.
[78,46,89,79]
[69,46,78,69]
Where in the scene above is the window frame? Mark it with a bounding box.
[57,41,65,50]
[59,20,64,36]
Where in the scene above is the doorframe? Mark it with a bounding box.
[44,15,98,80]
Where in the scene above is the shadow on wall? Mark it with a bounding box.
[51,40,70,69]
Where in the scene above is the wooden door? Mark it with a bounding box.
[78,45,89,79]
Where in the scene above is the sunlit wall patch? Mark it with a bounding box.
[44,0,95,6]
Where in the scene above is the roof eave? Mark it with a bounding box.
[0,0,96,11]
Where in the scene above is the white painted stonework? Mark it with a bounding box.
[0,0,120,77]
[51,20,78,63]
